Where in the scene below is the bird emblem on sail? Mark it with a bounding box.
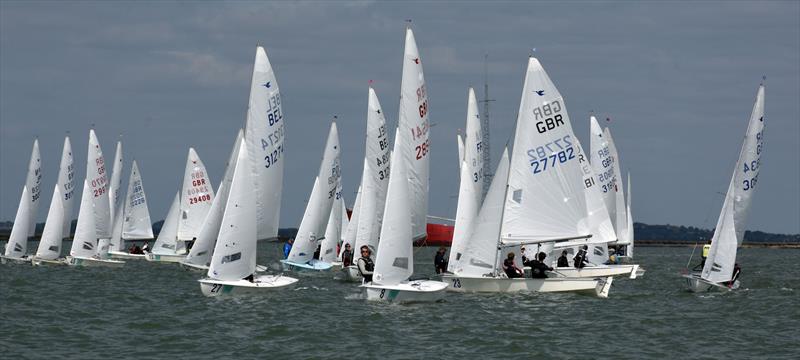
[413,58,420,64]
[263,82,271,88]
[535,90,545,96]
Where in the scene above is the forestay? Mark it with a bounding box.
[177,148,214,241]
[287,123,341,264]
[373,148,413,285]
[449,87,484,272]
[244,46,285,240]
[502,57,589,243]
[702,84,765,283]
[397,28,430,241]
[208,139,256,281]
[36,186,64,260]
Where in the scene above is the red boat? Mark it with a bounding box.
[415,223,454,247]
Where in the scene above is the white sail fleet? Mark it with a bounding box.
[1,26,765,300]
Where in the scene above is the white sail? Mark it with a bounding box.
[122,161,154,240]
[340,184,362,259]
[624,173,634,257]
[373,147,413,285]
[4,186,31,258]
[109,195,125,252]
[605,128,628,244]
[36,186,64,260]
[58,136,76,237]
[152,193,181,255]
[25,139,42,237]
[589,116,617,232]
[575,139,614,263]
[208,139,256,280]
[364,87,392,247]
[321,186,345,263]
[177,148,215,241]
[501,57,588,242]
[702,84,765,283]
[397,28,430,241]
[87,130,111,239]
[244,46,284,240]
[70,181,97,258]
[185,131,242,267]
[457,134,465,166]
[454,149,510,277]
[108,140,124,234]
[448,87,484,272]
[287,122,341,264]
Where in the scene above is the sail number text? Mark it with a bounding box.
[527,135,575,175]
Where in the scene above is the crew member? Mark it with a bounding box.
[557,250,570,267]
[502,252,524,279]
[530,252,554,279]
[573,245,589,269]
[357,246,375,283]
[341,243,354,267]
[283,238,294,259]
[434,247,448,274]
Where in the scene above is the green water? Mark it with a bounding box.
[1,245,798,359]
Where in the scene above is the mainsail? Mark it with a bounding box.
[177,148,214,241]
[702,84,765,283]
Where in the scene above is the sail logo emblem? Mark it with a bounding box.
[413,58,420,64]
[263,82,271,88]
[759,116,763,122]
[535,90,545,96]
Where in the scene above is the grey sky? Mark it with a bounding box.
[1,1,798,234]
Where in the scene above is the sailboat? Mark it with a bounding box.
[199,138,298,296]
[362,143,448,302]
[442,57,613,298]
[683,83,765,292]
[605,128,635,259]
[109,161,154,260]
[147,148,213,263]
[64,180,124,267]
[339,86,392,281]
[1,139,41,264]
[244,46,285,242]
[282,122,341,271]
[447,87,484,273]
[65,130,123,267]
[32,136,76,265]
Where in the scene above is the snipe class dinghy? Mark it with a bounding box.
[442,57,613,298]
[339,86,392,282]
[199,139,298,296]
[32,136,76,266]
[1,139,41,265]
[109,161,154,260]
[362,145,447,303]
[281,122,341,271]
[147,148,214,263]
[683,83,765,292]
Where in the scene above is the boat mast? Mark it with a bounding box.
[480,54,494,199]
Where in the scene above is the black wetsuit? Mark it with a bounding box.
[557,255,569,267]
[530,260,553,279]
[573,249,588,269]
[434,252,448,274]
[503,259,523,279]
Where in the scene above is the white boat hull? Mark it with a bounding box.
[682,273,740,292]
[442,274,613,298]
[280,259,332,271]
[145,252,186,263]
[339,265,363,283]
[330,261,343,271]
[550,264,640,279]
[0,255,31,265]
[31,257,67,266]
[109,251,147,260]
[181,262,268,273]
[199,275,299,297]
[65,256,126,268]
[362,280,448,303]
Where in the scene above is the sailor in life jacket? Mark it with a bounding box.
[357,245,374,283]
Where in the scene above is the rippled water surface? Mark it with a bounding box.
[1,244,798,359]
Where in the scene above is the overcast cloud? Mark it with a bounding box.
[1,1,798,234]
